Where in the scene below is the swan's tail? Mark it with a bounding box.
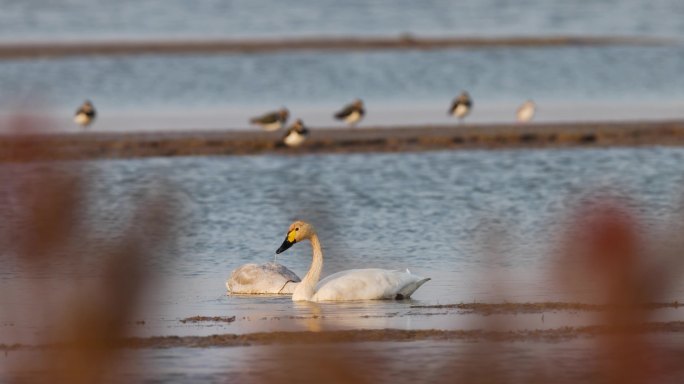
[397,275,431,299]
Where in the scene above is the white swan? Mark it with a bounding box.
[275,221,430,302]
[226,262,300,294]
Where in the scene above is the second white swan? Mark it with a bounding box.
[275,221,430,302]
[226,262,300,294]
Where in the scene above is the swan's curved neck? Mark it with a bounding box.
[293,233,323,301]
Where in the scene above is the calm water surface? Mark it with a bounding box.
[2,46,684,118]
[2,0,684,40]
[1,1,684,127]
[2,147,684,343]
[5,336,684,383]
[3,2,684,382]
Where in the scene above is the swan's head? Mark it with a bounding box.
[276,220,313,254]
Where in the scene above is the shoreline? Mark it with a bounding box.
[2,322,684,350]
[0,35,675,60]
[3,120,684,162]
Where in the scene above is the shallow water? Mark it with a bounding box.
[2,45,684,125]
[5,147,684,277]
[1,147,684,344]
[5,336,684,383]
[2,2,684,129]
[3,2,684,381]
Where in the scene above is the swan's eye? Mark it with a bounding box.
[295,228,299,231]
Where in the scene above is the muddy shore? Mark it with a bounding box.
[0,35,674,60]
[2,322,683,351]
[2,120,684,162]
[121,321,684,348]
[411,301,683,315]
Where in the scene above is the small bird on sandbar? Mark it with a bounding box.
[74,100,96,128]
[250,108,289,131]
[283,119,309,147]
[334,99,365,127]
[449,91,472,122]
[516,100,536,123]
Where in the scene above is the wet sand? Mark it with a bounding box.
[2,120,684,162]
[123,321,684,348]
[411,301,683,315]
[180,316,237,324]
[0,35,674,60]
[2,300,683,350]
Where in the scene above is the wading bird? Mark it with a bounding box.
[449,91,472,122]
[74,100,96,128]
[283,119,309,147]
[516,100,536,123]
[250,108,289,131]
[334,99,365,127]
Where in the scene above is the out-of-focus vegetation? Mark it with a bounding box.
[2,115,177,384]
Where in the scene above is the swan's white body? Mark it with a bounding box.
[276,221,430,302]
[226,262,300,294]
[312,268,430,301]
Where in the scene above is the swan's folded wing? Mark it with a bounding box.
[314,269,427,301]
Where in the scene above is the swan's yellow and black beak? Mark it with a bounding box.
[276,229,297,254]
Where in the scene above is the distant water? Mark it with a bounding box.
[1,1,684,127]
[1,45,684,128]
[2,0,684,41]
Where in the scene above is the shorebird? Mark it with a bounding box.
[250,108,289,131]
[74,100,96,128]
[449,91,472,122]
[334,99,365,127]
[516,100,536,122]
[283,119,309,147]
